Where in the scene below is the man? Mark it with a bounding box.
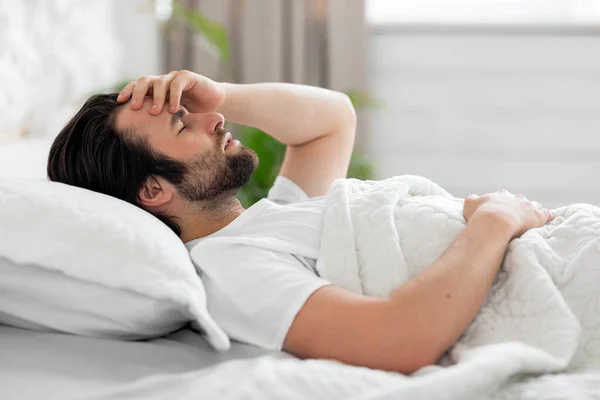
[47,70,554,374]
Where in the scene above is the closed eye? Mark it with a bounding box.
[178,125,186,134]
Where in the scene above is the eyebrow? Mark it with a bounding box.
[171,108,185,127]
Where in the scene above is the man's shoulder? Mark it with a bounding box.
[267,176,310,205]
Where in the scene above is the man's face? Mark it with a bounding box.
[115,96,258,204]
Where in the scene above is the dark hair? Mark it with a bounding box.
[47,93,186,236]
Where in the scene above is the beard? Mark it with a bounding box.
[175,128,259,207]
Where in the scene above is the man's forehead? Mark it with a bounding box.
[115,96,170,134]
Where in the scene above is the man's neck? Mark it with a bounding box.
[179,199,246,243]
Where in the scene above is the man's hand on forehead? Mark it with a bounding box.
[117,70,227,116]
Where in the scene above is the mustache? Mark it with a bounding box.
[215,123,231,149]
[215,124,228,137]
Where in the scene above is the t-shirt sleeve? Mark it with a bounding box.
[267,175,310,205]
[190,242,331,351]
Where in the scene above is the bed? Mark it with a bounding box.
[3,323,600,400]
[0,325,282,400]
[4,130,600,400]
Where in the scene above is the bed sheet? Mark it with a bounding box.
[68,350,600,400]
[5,320,599,400]
[0,325,282,400]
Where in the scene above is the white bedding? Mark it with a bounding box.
[0,325,280,400]
[3,178,600,400]
[315,175,600,399]
[3,322,600,400]
[3,141,600,399]
[105,363,600,400]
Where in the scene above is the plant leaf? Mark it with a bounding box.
[113,79,132,92]
[235,124,375,206]
[344,90,382,109]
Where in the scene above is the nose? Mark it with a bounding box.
[188,112,225,134]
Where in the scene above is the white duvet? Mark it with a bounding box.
[311,174,600,398]
[78,348,600,400]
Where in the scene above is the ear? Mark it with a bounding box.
[138,176,173,208]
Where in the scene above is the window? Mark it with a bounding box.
[366,0,600,25]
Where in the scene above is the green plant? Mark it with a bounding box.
[235,122,376,208]
[162,1,377,207]
[172,2,230,64]
[235,126,286,207]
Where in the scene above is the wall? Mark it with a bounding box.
[367,24,600,208]
[0,0,121,139]
[112,0,163,81]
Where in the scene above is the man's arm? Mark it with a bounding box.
[284,211,514,373]
[284,192,555,374]
[217,83,356,197]
[117,73,354,197]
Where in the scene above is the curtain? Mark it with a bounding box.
[164,0,368,149]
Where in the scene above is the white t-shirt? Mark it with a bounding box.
[185,176,332,351]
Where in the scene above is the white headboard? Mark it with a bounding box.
[0,0,121,141]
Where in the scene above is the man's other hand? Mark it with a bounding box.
[463,190,555,239]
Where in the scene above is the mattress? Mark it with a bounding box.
[0,325,280,400]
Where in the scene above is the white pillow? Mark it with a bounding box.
[0,179,230,351]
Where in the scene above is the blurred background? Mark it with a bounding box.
[1,0,600,208]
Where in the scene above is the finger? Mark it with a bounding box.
[541,209,555,222]
[149,72,178,115]
[130,76,152,110]
[516,194,531,203]
[117,81,136,102]
[168,74,187,113]
[150,77,170,115]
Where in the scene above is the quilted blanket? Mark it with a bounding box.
[77,353,600,400]
[314,175,600,398]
